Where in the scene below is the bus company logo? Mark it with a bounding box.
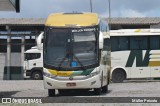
[126,50,160,67]
[69,76,73,80]
[2,98,11,103]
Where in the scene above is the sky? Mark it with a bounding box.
[0,0,160,18]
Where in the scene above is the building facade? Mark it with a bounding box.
[0,17,160,80]
[0,0,20,12]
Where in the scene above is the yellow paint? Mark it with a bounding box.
[48,69,57,75]
[45,13,99,27]
[148,61,160,66]
[48,69,72,76]
[134,29,141,32]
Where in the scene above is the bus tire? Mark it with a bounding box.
[94,88,101,95]
[31,71,43,80]
[112,69,126,83]
[102,85,108,93]
[48,89,55,97]
[58,89,66,95]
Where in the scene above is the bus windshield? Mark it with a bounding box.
[44,27,99,70]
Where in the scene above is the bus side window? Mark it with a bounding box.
[150,36,160,50]
[119,37,128,50]
[111,37,128,51]
[111,37,119,51]
[130,36,148,50]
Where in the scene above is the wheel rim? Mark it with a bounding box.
[115,71,124,81]
[35,74,40,79]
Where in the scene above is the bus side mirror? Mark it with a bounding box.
[37,32,44,50]
[99,32,104,49]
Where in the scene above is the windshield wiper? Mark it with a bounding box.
[73,54,86,71]
[58,57,67,70]
[57,52,86,71]
[57,51,71,70]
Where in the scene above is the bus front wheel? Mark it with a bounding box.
[112,69,126,83]
[58,89,67,95]
[48,89,55,97]
[94,88,101,95]
[102,85,108,93]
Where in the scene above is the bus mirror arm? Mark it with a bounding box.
[99,32,104,49]
[37,32,44,50]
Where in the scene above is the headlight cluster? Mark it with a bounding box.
[43,72,56,78]
[89,70,100,77]
[43,70,100,78]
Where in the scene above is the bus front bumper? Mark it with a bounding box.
[43,75,101,89]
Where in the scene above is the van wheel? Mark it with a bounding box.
[94,88,101,95]
[112,69,126,83]
[48,89,55,97]
[102,85,108,93]
[31,71,43,80]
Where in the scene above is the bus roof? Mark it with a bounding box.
[45,13,99,27]
[108,29,160,36]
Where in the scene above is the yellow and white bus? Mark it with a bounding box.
[110,29,160,83]
[37,13,110,96]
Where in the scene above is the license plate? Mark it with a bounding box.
[66,83,76,87]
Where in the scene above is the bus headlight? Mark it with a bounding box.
[90,70,100,77]
[43,72,56,78]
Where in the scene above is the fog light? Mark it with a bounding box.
[91,81,96,85]
[47,82,52,86]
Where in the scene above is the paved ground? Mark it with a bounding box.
[1,80,160,106]
[0,80,160,97]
